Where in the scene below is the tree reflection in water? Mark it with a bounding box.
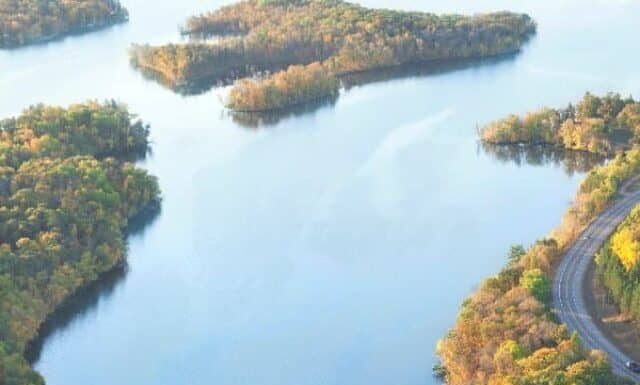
[229,53,519,129]
[480,143,605,176]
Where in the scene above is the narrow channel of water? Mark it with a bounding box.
[1,1,639,384]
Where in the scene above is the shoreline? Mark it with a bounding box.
[1,17,128,50]
[23,200,161,365]
[133,48,528,100]
[552,173,640,381]
[481,140,629,157]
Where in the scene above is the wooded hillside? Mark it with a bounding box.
[0,101,160,385]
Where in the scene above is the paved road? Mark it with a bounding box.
[553,181,640,382]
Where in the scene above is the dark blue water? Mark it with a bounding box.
[1,1,639,384]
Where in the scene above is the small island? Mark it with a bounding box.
[130,0,536,110]
[0,101,160,384]
[0,0,129,48]
[481,93,640,155]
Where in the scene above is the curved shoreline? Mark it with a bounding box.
[24,201,161,364]
[553,178,640,381]
[24,263,128,363]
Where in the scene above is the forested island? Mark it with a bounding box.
[481,93,640,155]
[0,101,160,384]
[436,145,640,382]
[130,0,536,110]
[0,0,128,48]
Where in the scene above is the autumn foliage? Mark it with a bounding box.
[0,0,128,48]
[130,0,536,103]
[596,204,640,327]
[481,93,640,155]
[437,143,640,384]
[227,62,339,111]
[0,101,160,385]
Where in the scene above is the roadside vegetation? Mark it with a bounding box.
[481,93,640,155]
[0,0,128,48]
[0,101,160,385]
[130,0,536,109]
[596,203,640,327]
[437,145,640,383]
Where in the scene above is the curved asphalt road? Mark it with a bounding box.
[554,180,640,382]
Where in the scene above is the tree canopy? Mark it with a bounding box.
[481,93,640,155]
[597,204,640,328]
[130,0,536,104]
[437,147,640,385]
[0,101,160,385]
[226,62,340,111]
[0,0,128,48]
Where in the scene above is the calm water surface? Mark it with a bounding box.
[1,1,640,384]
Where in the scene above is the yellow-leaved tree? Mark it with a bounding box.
[611,227,640,270]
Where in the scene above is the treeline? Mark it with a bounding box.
[130,0,536,105]
[437,148,640,385]
[481,93,640,155]
[0,100,150,165]
[0,101,160,385]
[0,0,128,48]
[596,205,640,326]
[227,62,339,111]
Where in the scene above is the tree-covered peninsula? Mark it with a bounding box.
[130,0,536,110]
[436,143,640,384]
[0,101,160,385]
[227,62,339,112]
[481,93,640,155]
[0,0,128,48]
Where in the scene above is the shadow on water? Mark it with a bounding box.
[480,143,606,176]
[132,61,273,97]
[24,263,128,364]
[127,200,162,237]
[340,52,520,90]
[1,20,128,51]
[24,203,162,364]
[131,44,526,124]
[227,52,522,129]
[227,96,339,129]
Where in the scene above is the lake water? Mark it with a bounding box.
[1,1,639,384]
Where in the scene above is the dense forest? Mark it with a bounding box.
[226,62,339,111]
[481,93,640,155]
[130,0,536,107]
[0,0,128,48]
[0,101,160,385]
[596,204,640,328]
[437,147,640,385]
